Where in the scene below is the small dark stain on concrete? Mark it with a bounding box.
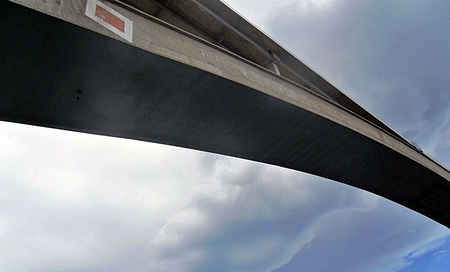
[76,89,83,100]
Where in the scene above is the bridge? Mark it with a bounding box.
[2,0,450,228]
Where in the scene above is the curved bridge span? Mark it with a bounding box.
[2,0,450,227]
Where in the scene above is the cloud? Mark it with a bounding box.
[0,121,216,271]
[275,200,449,272]
[222,0,339,34]
[146,158,385,271]
[433,249,450,261]
[147,156,450,272]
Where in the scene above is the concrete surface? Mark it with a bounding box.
[1,0,450,228]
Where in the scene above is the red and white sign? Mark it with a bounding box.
[85,0,133,42]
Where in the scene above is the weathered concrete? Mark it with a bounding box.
[2,0,450,227]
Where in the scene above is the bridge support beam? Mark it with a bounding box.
[1,0,450,227]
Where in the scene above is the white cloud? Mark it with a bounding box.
[272,204,449,272]
[433,249,450,261]
[0,216,9,239]
[0,121,217,271]
[222,0,337,33]
[146,159,389,271]
[145,157,450,272]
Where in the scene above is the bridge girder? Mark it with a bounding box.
[2,0,450,227]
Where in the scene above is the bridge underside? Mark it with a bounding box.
[1,1,450,227]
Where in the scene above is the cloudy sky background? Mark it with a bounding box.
[1,0,450,271]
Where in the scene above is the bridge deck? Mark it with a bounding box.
[1,0,450,227]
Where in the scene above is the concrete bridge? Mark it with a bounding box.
[2,0,450,228]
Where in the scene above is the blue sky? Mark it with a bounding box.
[1,0,450,271]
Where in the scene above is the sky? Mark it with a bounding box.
[1,0,450,271]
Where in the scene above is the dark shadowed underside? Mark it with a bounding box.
[1,1,449,227]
